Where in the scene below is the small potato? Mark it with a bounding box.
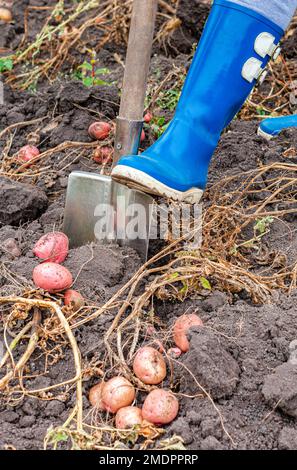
[64,289,84,311]
[88,121,111,140]
[144,112,152,124]
[92,146,113,164]
[173,314,203,352]
[89,382,106,410]
[33,262,73,293]
[0,7,12,22]
[102,376,135,414]
[33,232,69,264]
[133,346,166,385]
[115,406,143,429]
[140,129,146,142]
[142,389,179,425]
[17,145,40,164]
[167,347,182,359]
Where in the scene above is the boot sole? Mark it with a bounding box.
[257,127,274,141]
[111,166,204,204]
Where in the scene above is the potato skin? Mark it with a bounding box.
[88,122,111,140]
[133,346,166,385]
[33,262,73,293]
[115,406,143,429]
[18,145,40,163]
[33,232,69,263]
[173,314,203,352]
[0,7,12,22]
[101,377,135,414]
[64,289,84,311]
[142,389,179,425]
[92,146,113,164]
[167,347,182,359]
[89,382,106,410]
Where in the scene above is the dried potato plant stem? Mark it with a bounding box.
[0,320,33,369]
[0,116,48,140]
[0,297,83,431]
[0,308,41,390]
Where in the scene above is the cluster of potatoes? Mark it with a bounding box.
[16,114,152,166]
[32,231,84,310]
[31,231,204,428]
[89,314,203,429]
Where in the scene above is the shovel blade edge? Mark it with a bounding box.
[63,171,153,261]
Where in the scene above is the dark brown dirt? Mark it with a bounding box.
[1,0,297,452]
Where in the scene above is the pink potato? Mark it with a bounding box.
[144,112,152,124]
[33,232,69,263]
[17,145,40,163]
[88,121,111,140]
[0,8,12,22]
[115,406,143,429]
[133,346,166,385]
[173,314,203,352]
[33,262,73,293]
[140,129,146,142]
[64,289,84,311]
[92,146,113,164]
[102,377,135,414]
[89,382,106,410]
[142,389,179,425]
[167,347,182,359]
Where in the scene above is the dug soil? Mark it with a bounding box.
[1,0,297,450]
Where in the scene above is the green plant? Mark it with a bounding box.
[156,87,182,111]
[254,216,274,236]
[0,58,13,73]
[74,60,111,87]
[231,216,274,254]
[149,116,169,138]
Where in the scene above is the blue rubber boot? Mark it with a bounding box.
[258,114,297,140]
[112,0,284,203]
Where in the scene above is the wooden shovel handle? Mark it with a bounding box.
[119,0,158,121]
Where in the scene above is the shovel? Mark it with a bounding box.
[63,0,157,261]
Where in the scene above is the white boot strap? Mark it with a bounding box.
[242,58,265,83]
[254,32,281,60]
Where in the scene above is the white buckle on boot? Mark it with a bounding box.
[254,32,281,60]
[242,58,265,83]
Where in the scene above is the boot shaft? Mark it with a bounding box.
[176,0,284,132]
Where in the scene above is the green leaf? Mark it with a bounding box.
[169,272,179,280]
[93,78,110,86]
[95,67,110,75]
[54,431,68,443]
[0,58,13,73]
[82,76,93,87]
[200,277,211,290]
[254,216,274,235]
[78,61,93,71]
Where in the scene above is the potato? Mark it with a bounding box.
[140,129,146,142]
[0,7,12,22]
[102,377,135,414]
[167,347,182,359]
[144,112,152,124]
[17,145,40,163]
[33,262,73,293]
[88,121,111,140]
[115,406,143,429]
[92,146,113,164]
[133,346,166,385]
[89,382,106,410]
[33,232,69,264]
[64,289,84,311]
[173,314,203,352]
[142,389,179,425]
